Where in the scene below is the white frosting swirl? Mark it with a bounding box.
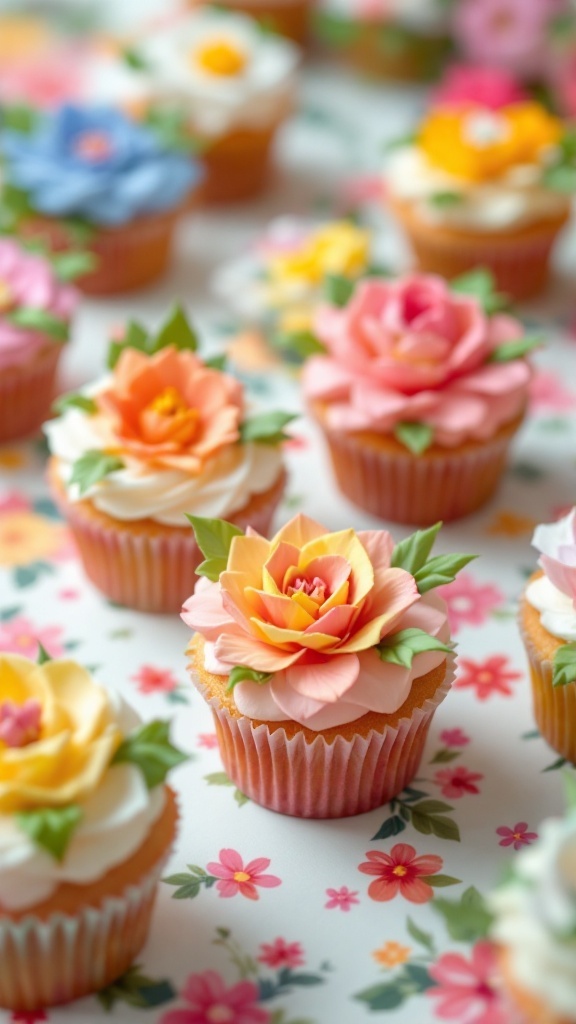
[525,576,576,643]
[490,815,576,1018]
[386,146,570,231]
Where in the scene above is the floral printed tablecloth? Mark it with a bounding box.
[1,61,576,1024]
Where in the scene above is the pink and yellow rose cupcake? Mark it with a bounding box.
[182,514,472,818]
[385,101,572,299]
[0,654,185,1013]
[44,307,289,613]
[302,271,533,524]
[0,237,78,443]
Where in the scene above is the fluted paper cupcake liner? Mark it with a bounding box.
[201,660,455,818]
[520,621,576,765]
[0,345,62,443]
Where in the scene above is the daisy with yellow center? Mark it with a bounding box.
[194,37,248,77]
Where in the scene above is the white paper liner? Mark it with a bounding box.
[195,658,456,818]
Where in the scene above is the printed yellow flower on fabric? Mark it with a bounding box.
[419,103,562,182]
[0,512,68,566]
[267,221,371,293]
[0,655,122,812]
[372,941,412,968]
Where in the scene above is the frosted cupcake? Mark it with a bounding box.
[134,8,299,202]
[303,271,533,525]
[315,0,451,81]
[519,509,576,765]
[0,103,201,295]
[45,307,289,613]
[182,514,472,817]
[490,793,576,1024]
[0,237,78,443]
[385,102,572,299]
[0,654,185,1012]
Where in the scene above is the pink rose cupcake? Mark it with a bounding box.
[303,271,533,524]
[0,238,78,442]
[182,513,472,818]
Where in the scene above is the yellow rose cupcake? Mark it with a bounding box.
[0,654,186,1013]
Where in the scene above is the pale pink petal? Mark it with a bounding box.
[216,880,240,898]
[180,586,234,639]
[339,569,419,651]
[304,603,356,637]
[269,673,361,726]
[264,541,301,589]
[356,529,394,575]
[214,632,304,672]
[348,648,412,713]
[300,554,352,594]
[244,857,271,874]
[250,589,315,631]
[284,653,360,702]
[249,874,281,888]
[301,356,353,400]
[464,360,532,395]
[213,848,243,872]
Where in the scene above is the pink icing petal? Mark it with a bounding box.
[269,672,363,727]
[463,360,532,395]
[540,554,576,602]
[0,699,42,747]
[264,541,301,590]
[251,589,315,631]
[356,530,394,576]
[301,356,353,401]
[214,632,304,673]
[284,653,360,703]
[352,568,419,641]
[298,555,352,595]
[303,603,357,638]
[180,585,234,638]
[347,648,413,713]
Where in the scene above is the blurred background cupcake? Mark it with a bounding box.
[188,0,314,46]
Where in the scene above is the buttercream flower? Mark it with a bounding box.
[95,346,244,473]
[419,103,562,183]
[1,104,200,225]
[531,508,576,604]
[182,513,451,730]
[453,0,559,78]
[267,221,371,293]
[303,274,531,449]
[433,64,528,111]
[0,654,122,813]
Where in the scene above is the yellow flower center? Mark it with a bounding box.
[392,865,408,877]
[141,387,200,445]
[194,38,248,76]
[233,870,251,882]
[0,279,14,312]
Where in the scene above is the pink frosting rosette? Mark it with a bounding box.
[0,238,78,370]
[182,513,452,731]
[532,508,576,605]
[302,274,532,448]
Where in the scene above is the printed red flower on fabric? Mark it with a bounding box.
[257,938,305,969]
[358,844,443,904]
[434,766,483,799]
[427,940,508,1024]
[197,732,218,749]
[455,655,523,700]
[496,823,538,850]
[131,665,179,694]
[324,885,360,911]
[206,849,281,901]
[440,727,470,748]
[436,574,504,633]
[160,969,270,1024]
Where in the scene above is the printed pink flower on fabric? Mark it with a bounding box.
[456,655,522,700]
[433,766,483,798]
[496,823,538,850]
[160,970,270,1024]
[325,886,360,911]
[303,275,530,449]
[131,665,179,694]
[531,508,576,603]
[433,64,527,110]
[529,370,576,413]
[437,574,505,633]
[453,0,558,78]
[257,938,305,969]
[197,732,218,749]
[0,491,30,513]
[0,617,65,660]
[440,727,470,748]
[428,940,508,1024]
[206,849,281,901]
[359,844,443,904]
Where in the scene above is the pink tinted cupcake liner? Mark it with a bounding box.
[0,344,63,443]
[519,620,576,765]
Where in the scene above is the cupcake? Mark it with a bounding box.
[489,790,576,1024]
[188,0,313,45]
[44,307,289,613]
[133,8,299,203]
[0,103,202,295]
[519,509,576,765]
[182,513,472,818]
[0,653,185,1013]
[0,237,78,443]
[302,271,533,525]
[384,101,572,300]
[315,0,451,81]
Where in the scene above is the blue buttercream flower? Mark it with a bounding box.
[1,105,202,226]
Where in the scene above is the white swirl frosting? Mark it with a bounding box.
[386,146,570,231]
[526,510,576,642]
[525,576,576,643]
[490,814,576,1018]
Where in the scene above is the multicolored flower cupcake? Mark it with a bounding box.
[384,101,573,299]
[519,509,576,765]
[0,237,78,443]
[315,0,452,81]
[302,271,534,524]
[133,8,299,202]
[0,653,185,1012]
[182,514,472,817]
[44,307,290,613]
[0,103,201,295]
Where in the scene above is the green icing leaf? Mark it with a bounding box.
[239,411,296,445]
[376,628,453,668]
[36,642,52,664]
[107,320,150,369]
[186,516,244,581]
[274,330,327,360]
[391,522,442,575]
[394,421,434,455]
[313,12,361,47]
[553,642,576,687]
[50,250,97,282]
[122,46,149,70]
[488,335,542,363]
[428,191,464,208]
[70,450,124,496]
[7,307,69,342]
[203,353,227,371]
[227,666,273,691]
[543,163,576,193]
[324,273,355,307]
[431,886,493,942]
[154,304,199,354]
[53,392,98,415]
[16,804,82,861]
[414,552,477,594]
[113,720,188,788]
[0,104,38,133]
[451,268,509,314]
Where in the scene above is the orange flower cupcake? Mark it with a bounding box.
[182,514,472,817]
[45,308,290,613]
[0,653,186,1013]
[385,101,572,299]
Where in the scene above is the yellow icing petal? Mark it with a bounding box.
[300,531,374,604]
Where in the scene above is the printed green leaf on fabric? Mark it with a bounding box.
[97,964,176,1011]
[552,642,576,687]
[16,804,82,861]
[376,628,453,668]
[186,516,244,581]
[431,886,493,942]
[112,720,188,788]
[239,411,296,445]
[70,450,124,496]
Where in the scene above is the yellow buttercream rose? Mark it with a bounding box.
[419,103,562,183]
[267,221,371,295]
[0,655,122,813]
